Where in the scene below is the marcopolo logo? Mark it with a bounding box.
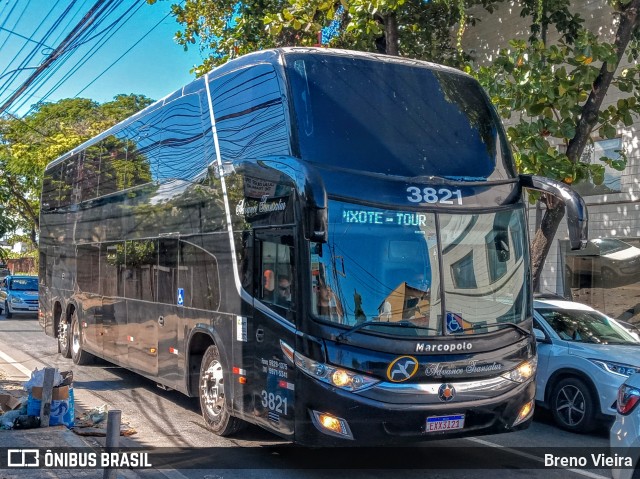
[386,355,419,382]
[415,341,472,353]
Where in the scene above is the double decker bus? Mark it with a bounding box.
[39,48,587,445]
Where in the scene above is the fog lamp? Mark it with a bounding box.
[311,410,354,439]
[513,400,534,426]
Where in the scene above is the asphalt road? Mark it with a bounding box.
[0,312,616,479]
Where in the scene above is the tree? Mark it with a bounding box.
[0,94,153,247]
[475,0,640,289]
[159,0,501,70]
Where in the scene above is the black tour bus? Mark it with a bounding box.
[39,48,587,445]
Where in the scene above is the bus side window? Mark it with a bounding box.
[257,239,295,315]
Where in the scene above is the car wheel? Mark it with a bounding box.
[70,310,93,365]
[550,377,596,433]
[57,317,71,358]
[5,301,12,319]
[199,344,243,436]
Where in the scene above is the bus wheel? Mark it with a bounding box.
[70,310,93,365]
[199,345,242,436]
[58,318,71,358]
[550,377,596,433]
[4,301,12,319]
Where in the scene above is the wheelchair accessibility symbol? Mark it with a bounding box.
[177,288,184,306]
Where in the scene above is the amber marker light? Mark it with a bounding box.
[311,410,354,439]
[513,400,534,426]
[320,414,341,432]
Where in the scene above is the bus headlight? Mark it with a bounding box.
[294,352,379,392]
[10,296,24,304]
[501,357,537,383]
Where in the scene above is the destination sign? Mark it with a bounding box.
[342,209,434,227]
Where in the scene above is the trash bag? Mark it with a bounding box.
[13,415,40,429]
[0,410,22,429]
[23,368,63,392]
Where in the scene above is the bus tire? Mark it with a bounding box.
[199,344,243,436]
[5,301,12,319]
[550,377,596,433]
[58,317,71,358]
[70,310,93,365]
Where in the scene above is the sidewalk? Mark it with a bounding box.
[0,361,141,478]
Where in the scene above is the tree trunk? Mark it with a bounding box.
[530,0,640,288]
[531,196,565,292]
[384,12,399,56]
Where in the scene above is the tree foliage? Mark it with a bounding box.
[160,0,503,70]
[0,94,153,247]
[475,0,640,289]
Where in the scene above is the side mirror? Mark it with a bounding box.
[533,328,549,342]
[306,207,328,243]
[519,174,588,250]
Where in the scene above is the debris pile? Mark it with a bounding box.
[0,367,135,436]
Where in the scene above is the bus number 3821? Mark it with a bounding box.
[406,187,463,205]
[261,390,288,415]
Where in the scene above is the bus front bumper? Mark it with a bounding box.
[293,374,535,446]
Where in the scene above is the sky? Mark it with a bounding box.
[0,0,205,116]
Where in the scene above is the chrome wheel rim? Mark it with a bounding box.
[72,317,80,356]
[58,321,69,351]
[201,360,225,418]
[556,385,586,426]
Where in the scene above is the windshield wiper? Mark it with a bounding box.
[459,322,531,337]
[335,320,438,343]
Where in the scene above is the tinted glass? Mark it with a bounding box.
[179,240,220,310]
[124,239,157,301]
[210,64,290,161]
[441,209,528,333]
[157,239,178,305]
[286,53,514,180]
[310,201,439,335]
[76,244,100,293]
[42,162,63,210]
[100,242,124,297]
[538,308,638,344]
[9,277,38,291]
[311,201,528,337]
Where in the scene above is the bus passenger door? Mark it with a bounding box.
[252,229,297,437]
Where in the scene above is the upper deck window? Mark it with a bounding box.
[286,53,515,181]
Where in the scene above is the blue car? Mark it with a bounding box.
[0,275,39,318]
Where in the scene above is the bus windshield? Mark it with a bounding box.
[310,201,529,337]
[286,52,515,181]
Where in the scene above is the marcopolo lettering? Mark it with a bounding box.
[415,342,472,353]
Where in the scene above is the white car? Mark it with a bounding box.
[610,373,640,479]
[533,298,640,433]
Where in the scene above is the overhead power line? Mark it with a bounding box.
[0,0,111,115]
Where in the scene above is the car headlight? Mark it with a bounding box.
[9,296,23,304]
[294,351,379,392]
[590,359,640,377]
[500,357,537,383]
